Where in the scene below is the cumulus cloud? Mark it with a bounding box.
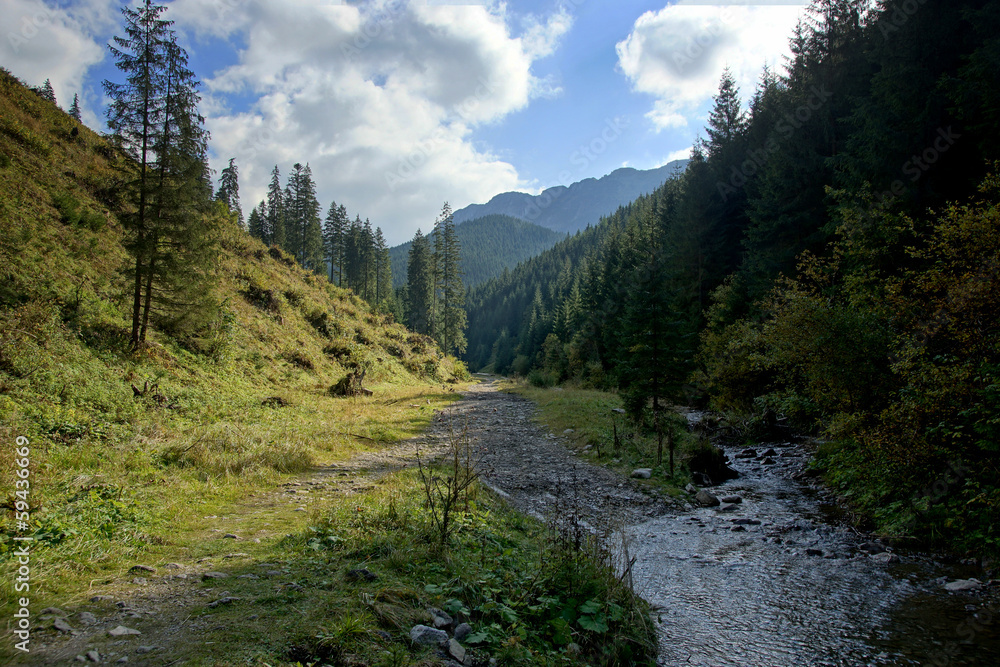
[173,0,573,244]
[0,0,116,123]
[616,1,808,131]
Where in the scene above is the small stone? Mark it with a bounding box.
[447,638,466,663]
[222,533,239,539]
[131,577,147,585]
[685,483,698,494]
[732,518,761,525]
[238,574,259,580]
[208,596,240,608]
[719,503,739,512]
[294,507,306,512]
[631,468,652,479]
[40,607,67,616]
[116,657,128,664]
[563,429,575,434]
[566,642,582,656]
[265,570,282,577]
[129,565,156,574]
[135,646,157,654]
[859,542,886,555]
[731,525,746,532]
[108,625,141,637]
[694,490,720,507]
[761,457,776,465]
[805,548,824,557]
[720,496,742,504]
[90,596,114,603]
[428,607,453,629]
[944,578,982,592]
[871,552,900,564]
[163,563,182,569]
[53,618,74,633]
[75,656,87,663]
[223,553,249,559]
[409,624,448,646]
[77,612,98,626]
[86,650,100,662]
[761,448,778,456]
[202,572,229,580]
[454,622,472,641]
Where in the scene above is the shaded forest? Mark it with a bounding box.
[465,0,1000,555]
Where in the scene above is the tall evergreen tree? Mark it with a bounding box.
[248,201,267,243]
[105,0,218,347]
[215,157,243,227]
[434,202,467,355]
[69,93,81,121]
[267,165,285,249]
[323,200,347,285]
[39,78,56,104]
[407,228,434,336]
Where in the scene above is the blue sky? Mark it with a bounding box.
[2,0,809,244]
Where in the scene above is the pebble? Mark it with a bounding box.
[944,578,982,592]
[202,572,229,580]
[86,650,100,662]
[409,624,449,646]
[53,618,74,633]
[40,607,67,616]
[631,468,652,479]
[207,596,240,608]
[222,533,239,539]
[129,565,156,574]
[90,596,114,603]
[108,625,141,637]
[77,612,98,626]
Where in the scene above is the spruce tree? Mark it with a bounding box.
[39,78,56,104]
[323,200,347,285]
[407,228,434,336]
[267,165,285,249]
[215,157,243,227]
[434,202,467,355]
[248,202,267,243]
[105,1,219,347]
[69,93,81,121]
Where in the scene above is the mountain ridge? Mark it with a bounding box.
[452,160,689,233]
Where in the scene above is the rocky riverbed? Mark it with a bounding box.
[458,379,998,667]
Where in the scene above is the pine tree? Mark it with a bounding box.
[215,157,243,227]
[434,202,467,355]
[69,93,82,121]
[267,165,285,249]
[105,1,218,347]
[39,78,56,104]
[248,202,267,243]
[323,200,347,284]
[374,226,391,307]
[407,228,434,336]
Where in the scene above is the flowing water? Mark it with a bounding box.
[627,433,998,666]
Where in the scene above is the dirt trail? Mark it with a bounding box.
[21,377,665,665]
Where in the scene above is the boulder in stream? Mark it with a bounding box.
[943,578,982,592]
[694,490,721,507]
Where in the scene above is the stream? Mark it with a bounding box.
[628,430,998,666]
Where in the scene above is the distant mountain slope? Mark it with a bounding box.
[452,160,688,233]
[390,214,564,289]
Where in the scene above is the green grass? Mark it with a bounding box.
[505,380,697,494]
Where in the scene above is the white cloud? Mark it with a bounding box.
[616,1,808,131]
[179,0,572,244]
[0,0,115,121]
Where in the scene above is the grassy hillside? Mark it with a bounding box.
[390,214,564,289]
[0,69,655,666]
